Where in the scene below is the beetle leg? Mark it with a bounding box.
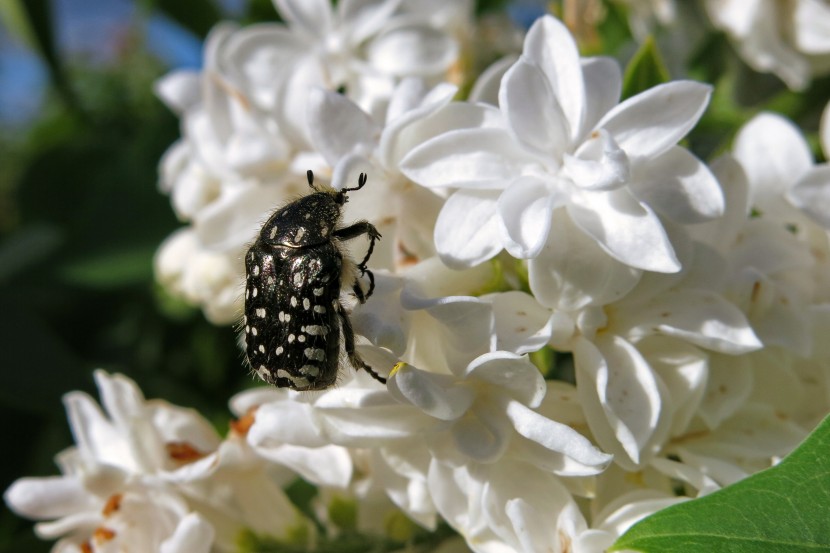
[337,300,387,384]
[333,221,381,270]
[335,221,380,301]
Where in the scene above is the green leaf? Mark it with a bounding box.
[0,224,63,283]
[621,36,670,100]
[58,247,156,288]
[612,415,830,553]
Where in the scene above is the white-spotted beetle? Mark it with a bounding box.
[243,170,385,390]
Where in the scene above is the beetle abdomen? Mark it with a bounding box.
[244,242,342,390]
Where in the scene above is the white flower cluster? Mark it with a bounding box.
[618,0,830,90]
[8,3,830,552]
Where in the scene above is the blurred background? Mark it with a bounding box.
[1,0,827,551]
[0,1,272,550]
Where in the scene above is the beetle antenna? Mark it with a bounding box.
[342,173,367,193]
[307,170,315,190]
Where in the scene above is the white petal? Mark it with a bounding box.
[159,513,214,553]
[506,400,612,473]
[4,477,94,519]
[688,154,751,246]
[63,392,136,471]
[315,388,437,443]
[384,101,503,168]
[154,70,201,114]
[822,100,830,155]
[307,88,377,166]
[499,58,570,156]
[624,289,763,354]
[367,23,457,76]
[567,188,680,273]
[465,352,546,408]
[400,128,533,188]
[692,403,805,459]
[733,113,813,206]
[248,401,326,448]
[434,189,504,268]
[386,78,455,124]
[274,0,332,35]
[565,129,630,191]
[263,444,353,488]
[388,364,474,420]
[408,295,496,369]
[697,353,753,429]
[451,403,511,462]
[469,55,517,105]
[522,15,585,141]
[631,147,725,223]
[598,81,712,161]
[787,164,830,228]
[575,335,662,468]
[490,291,555,354]
[638,336,708,436]
[497,176,557,259]
[194,183,291,252]
[339,0,402,44]
[579,56,622,138]
[794,0,830,53]
[528,209,642,309]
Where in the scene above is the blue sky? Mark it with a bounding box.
[0,0,204,126]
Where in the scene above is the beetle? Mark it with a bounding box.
[242,170,385,390]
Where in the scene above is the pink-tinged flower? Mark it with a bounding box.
[401,14,722,274]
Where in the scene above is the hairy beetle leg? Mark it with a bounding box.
[334,220,381,301]
[337,300,387,385]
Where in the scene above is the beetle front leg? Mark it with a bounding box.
[334,221,380,300]
[336,300,387,385]
[333,221,381,271]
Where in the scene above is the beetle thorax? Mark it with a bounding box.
[259,192,342,247]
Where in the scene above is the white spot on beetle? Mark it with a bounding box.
[269,227,278,239]
[258,345,265,353]
[300,364,320,377]
[305,325,327,335]
[251,327,258,336]
[304,348,326,361]
[288,334,295,343]
[313,305,326,314]
[256,365,269,380]
[245,325,250,333]
[294,228,306,242]
[277,369,310,389]
[303,298,311,310]
[294,273,303,286]
[298,335,306,342]
[253,265,261,276]
[313,287,324,296]
[279,311,285,322]
[276,346,284,355]
[256,308,266,318]
[291,297,298,307]
[252,288,258,298]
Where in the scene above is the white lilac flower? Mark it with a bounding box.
[704,0,830,90]
[218,0,467,148]
[3,371,303,552]
[401,14,723,276]
[306,78,463,270]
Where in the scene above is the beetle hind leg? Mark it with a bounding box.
[337,300,387,385]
